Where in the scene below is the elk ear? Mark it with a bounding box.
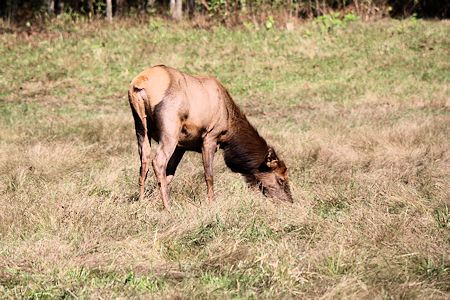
[265,148,279,170]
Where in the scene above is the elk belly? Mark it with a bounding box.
[177,122,203,152]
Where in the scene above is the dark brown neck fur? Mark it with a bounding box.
[219,89,269,175]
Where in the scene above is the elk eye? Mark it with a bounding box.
[277,178,285,185]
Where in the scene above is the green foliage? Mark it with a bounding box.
[123,272,165,292]
[164,215,225,259]
[324,253,349,276]
[343,12,359,22]
[67,268,165,293]
[314,200,348,219]
[416,257,449,280]
[243,219,275,241]
[182,219,225,248]
[148,19,164,31]
[434,205,450,229]
[208,0,227,17]
[199,268,274,297]
[200,272,236,290]
[314,12,359,33]
[264,15,275,29]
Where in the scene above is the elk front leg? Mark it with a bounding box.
[202,138,217,204]
[152,135,178,210]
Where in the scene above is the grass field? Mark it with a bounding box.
[0,18,449,298]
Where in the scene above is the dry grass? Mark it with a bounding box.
[0,18,449,298]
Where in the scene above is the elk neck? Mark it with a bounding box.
[220,109,269,175]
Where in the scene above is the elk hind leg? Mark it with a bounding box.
[152,130,179,210]
[139,136,151,201]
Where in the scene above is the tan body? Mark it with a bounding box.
[129,65,292,210]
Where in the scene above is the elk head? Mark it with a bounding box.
[247,148,293,202]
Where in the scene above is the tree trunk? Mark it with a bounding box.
[170,0,175,18]
[187,0,195,18]
[106,0,113,23]
[47,0,55,15]
[171,0,182,20]
[54,0,63,15]
[145,0,155,14]
[116,0,126,16]
[87,0,93,17]
[5,0,18,21]
[314,0,320,16]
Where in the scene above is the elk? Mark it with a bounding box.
[128,65,293,210]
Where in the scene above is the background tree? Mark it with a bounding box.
[47,0,55,15]
[187,0,195,18]
[0,0,448,23]
[170,0,182,20]
[106,0,112,22]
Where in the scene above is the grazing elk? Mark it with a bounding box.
[128,65,292,210]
